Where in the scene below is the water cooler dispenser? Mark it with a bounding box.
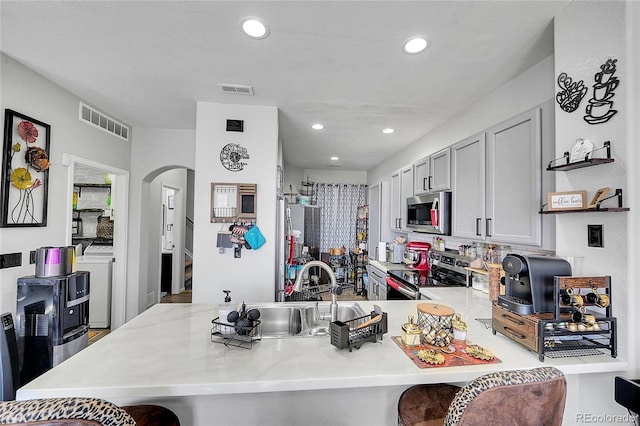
[0,313,19,400]
[15,246,90,386]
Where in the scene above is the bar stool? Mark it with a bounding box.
[398,366,567,426]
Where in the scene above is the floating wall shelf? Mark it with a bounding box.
[546,141,614,171]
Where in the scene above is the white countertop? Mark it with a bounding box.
[367,259,413,272]
[17,288,627,401]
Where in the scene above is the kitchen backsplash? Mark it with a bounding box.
[406,232,555,264]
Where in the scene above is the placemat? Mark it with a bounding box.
[392,336,502,368]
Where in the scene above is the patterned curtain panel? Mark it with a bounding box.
[313,183,367,252]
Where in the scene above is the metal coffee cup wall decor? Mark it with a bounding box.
[584,58,619,125]
[1,109,51,227]
[220,143,249,172]
[556,57,620,125]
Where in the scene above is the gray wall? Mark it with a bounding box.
[0,53,131,315]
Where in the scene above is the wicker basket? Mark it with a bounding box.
[96,215,114,239]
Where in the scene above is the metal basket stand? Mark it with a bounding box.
[211,317,262,349]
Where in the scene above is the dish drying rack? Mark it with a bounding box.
[286,282,354,301]
[330,310,388,351]
[211,317,262,349]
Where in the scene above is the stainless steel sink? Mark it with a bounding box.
[247,302,367,338]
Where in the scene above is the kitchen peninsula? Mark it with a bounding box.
[17,288,626,426]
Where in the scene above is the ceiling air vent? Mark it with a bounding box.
[79,102,129,141]
[219,84,254,95]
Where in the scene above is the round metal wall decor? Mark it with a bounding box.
[220,143,249,171]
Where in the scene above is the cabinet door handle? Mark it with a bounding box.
[501,313,524,326]
[503,326,526,340]
[475,218,481,236]
[486,218,492,237]
[423,177,428,191]
[428,176,432,190]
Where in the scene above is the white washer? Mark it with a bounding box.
[83,244,113,257]
[76,257,112,328]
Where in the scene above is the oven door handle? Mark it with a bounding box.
[386,277,419,299]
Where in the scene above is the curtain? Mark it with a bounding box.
[313,183,367,252]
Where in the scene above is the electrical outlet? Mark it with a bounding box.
[588,224,604,248]
[0,252,22,269]
[30,250,37,264]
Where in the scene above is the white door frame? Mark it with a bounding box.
[63,153,129,330]
[159,183,185,302]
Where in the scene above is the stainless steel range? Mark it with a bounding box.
[428,249,471,287]
[385,248,470,300]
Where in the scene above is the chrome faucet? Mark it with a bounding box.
[293,260,342,322]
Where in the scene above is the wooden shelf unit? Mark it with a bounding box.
[492,276,617,362]
[542,142,629,213]
[546,140,614,171]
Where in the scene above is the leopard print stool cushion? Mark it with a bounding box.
[0,398,136,425]
[444,366,566,426]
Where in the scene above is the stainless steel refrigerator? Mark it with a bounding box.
[289,204,321,249]
[275,200,321,301]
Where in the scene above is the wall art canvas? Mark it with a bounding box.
[1,109,51,227]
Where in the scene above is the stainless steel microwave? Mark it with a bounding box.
[406,191,451,235]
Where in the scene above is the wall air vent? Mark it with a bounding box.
[219,84,254,95]
[79,102,130,141]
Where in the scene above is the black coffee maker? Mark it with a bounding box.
[499,254,572,315]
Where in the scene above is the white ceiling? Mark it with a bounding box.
[0,1,570,171]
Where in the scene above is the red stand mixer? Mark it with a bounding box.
[403,241,431,276]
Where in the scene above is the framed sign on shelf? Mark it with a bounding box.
[547,191,587,211]
[1,109,51,227]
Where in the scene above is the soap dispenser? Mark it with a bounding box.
[218,290,235,324]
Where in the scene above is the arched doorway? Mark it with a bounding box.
[141,166,194,308]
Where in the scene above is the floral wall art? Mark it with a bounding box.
[1,109,51,227]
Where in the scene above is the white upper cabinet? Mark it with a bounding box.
[452,133,486,240]
[414,148,451,196]
[413,157,429,196]
[486,108,541,246]
[452,107,542,246]
[390,164,414,231]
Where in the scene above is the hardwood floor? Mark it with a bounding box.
[160,290,192,303]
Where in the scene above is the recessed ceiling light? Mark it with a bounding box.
[312,123,324,130]
[241,17,270,39]
[382,128,395,134]
[330,156,339,161]
[402,36,429,54]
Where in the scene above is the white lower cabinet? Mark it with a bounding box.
[367,264,387,301]
[452,107,542,246]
